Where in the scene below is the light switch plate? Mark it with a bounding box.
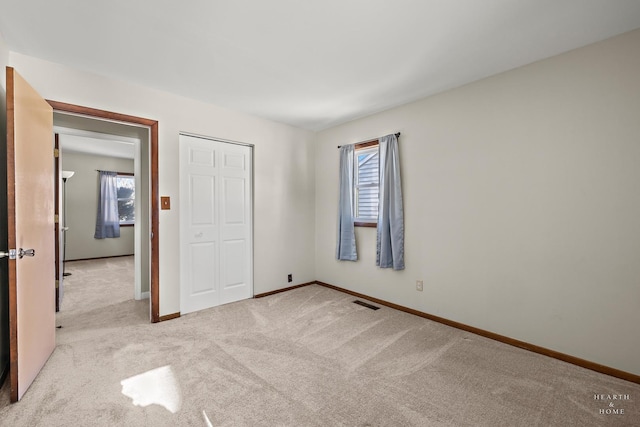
[161,196,171,210]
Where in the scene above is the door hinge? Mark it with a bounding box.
[54,148,60,158]
[54,214,59,223]
[0,249,17,260]
[55,280,60,289]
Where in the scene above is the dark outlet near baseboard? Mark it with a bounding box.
[287,274,292,283]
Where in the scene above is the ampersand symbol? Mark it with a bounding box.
[609,402,615,407]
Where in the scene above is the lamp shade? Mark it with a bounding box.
[62,170,75,180]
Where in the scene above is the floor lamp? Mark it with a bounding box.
[62,170,75,276]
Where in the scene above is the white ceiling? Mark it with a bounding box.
[2,1,640,131]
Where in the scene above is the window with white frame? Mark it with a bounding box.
[116,174,135,225]
[354,144,379,226]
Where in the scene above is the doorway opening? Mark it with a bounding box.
[57,129,142,305]
[48,101,160,323]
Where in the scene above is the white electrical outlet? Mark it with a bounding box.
[416,280,423,291]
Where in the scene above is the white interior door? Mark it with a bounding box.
[180,134,252,314]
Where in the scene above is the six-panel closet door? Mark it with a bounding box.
[179,134,253,314]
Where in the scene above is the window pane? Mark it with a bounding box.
[117,175,135,223]
[355,147,379,221]
[118,199,135,222]
[356,186,379,220]
[117,176,135,199]
[357,152,378,185]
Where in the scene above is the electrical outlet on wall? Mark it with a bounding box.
[416,280,424,291]
[288,274,293,283]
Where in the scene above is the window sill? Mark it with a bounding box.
[120,223,135,227]
[354,222,376,228]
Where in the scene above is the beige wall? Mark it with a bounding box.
[9,52,317,317]
[7,26,639,377]
[61,150,135,260]
[314,29,640,375]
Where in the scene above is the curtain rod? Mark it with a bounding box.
[337,132,400,149]
[96,169,134,176]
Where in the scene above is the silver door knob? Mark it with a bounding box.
[18,248,35,259]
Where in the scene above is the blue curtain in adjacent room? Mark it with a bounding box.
[336,144,358,261]
[376,134,404,270]
[94,171,121,239]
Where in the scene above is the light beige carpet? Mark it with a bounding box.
[0,257,638,426]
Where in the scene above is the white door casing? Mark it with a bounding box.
[180,134,253,314]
